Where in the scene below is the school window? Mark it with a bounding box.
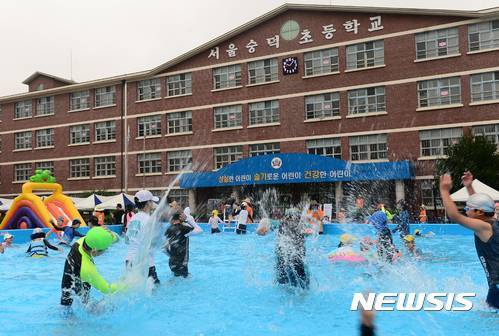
[418,77,461,108]
[137,115,162,137]
[307,138,342,159]
[69,124,90,144]
[138,78,161,101]
[348,87,385,115]
[214,146,243,169]
[349,134,387,161]
[94,156,116,177]
[70,90,90,111]
[305,93,340,119]
[36,96,54,116]
[167,111,192,134]
[213,65,241,89]
[35,128,54,148]
[95,86,116,107]
[472,124,499,147]
[419,128,463,157]
[168,150,192,172]
[468,20,499,52]
[14,131,32,150]
[14,163,32,182]
[214,105,242,129]
[14,100,32,119]
[36,161,54,175]
[70,158,90,178]
[249,100,279,125]
[168,189,189,207]
[249,143,280,157]
[138,153,162,174]
[415,28,459,59]
[470,71,499,102]
[304,48,339,76]
[248,58,278,84]
[167,73,192,97]
[94,121,116,141]
[421,180,442,208]
[346,40,384,70]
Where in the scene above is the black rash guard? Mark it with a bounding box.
[474,220,499,309]
[165,224,194,277]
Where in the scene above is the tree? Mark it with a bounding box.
[436,135,499,191]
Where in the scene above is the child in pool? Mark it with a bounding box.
[209,210,223,234]
[1,233,14,252]
[402,235,423,258]
[330,234,358,257]
[26,228,62,257]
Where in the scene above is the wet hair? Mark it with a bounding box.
[89,216,101,227]
[171,213,181,222]
[125,203,134,212]
[337,242,344,248]
[30,232,46,240]
[484,211,495,217]
[134,197,148,210]
[117,203,123,208]
[72,219,81,226]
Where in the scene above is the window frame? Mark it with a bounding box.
[95,86,116,107]
[137,78,161,101]
[419,128,463,157]
[249,143,280,157]
[213,65,241,90]
[214,146,243,169]
[307,138,342,159]
[70,158,90,178]
[305,93,340,119]
[70,90,90,111]
[137,115,162,137]
[94,121,116,142]
[69,124,91,144]
[167,111,192,134]
[468,20,499,52]
[248,100,279,125]
[213,105,242,129]
[349,134,388,161]
[167,73,192,97]
[94,156,116,177]
[14,131,32,150]
[36,96,54,116]
[470,71,499,102]
[35,128,55,148]
[167,150,193,172]
[415,28,460,60]
[248,58,278,85]
[304,48,339,76]
[348,87,386,115]
[14,100,33,119]
[138,153,162,174]
[417,77,461,108]
[14,163,32,182]
[346,40,384,70]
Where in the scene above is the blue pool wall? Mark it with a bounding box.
[0,223,473,244]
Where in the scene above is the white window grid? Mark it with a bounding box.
[14,163,31,182]
[249,100,279,125]
[168,189,189,207]
[468,20,499,52]
[138,115,162,137]
[213,65,241,89]
[248,58,278,84]
[36,96,54,116]
[95,156,116,176]
[421,180,442,208]
[419,128,463,157]
[346,40,384,70]
[214,146,243,169]
[138,78,161,101]
[36,161,54,175]
[418,77,461,107]
[167,73,192,96]
[348,87,385,115]
[70,91,90,111]
[15,131,32,150]
[305,93,340,119]
[36,128,54,148]
[95,121,116,141]
[70,124,90,144]
[415,28,459,59]
[15,100,32,119]
[472,124,499,147]
[168,150,192,172]
[167,111,192,134]
[95,86,116,107]
[214,105,242,129]
[307,138,342,159]
[304,48,339,76]
[471,71,499,102]
[138,153,162,174]
[249,143,280,157]
[70,158,90,178]
[349,134,388,161]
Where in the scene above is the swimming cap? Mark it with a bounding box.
[212,210,218,216]
[340,233,356,244]
[84,227,115,251]
[32,228,43,234]
[403,235,415,242]
[465,193,495,213]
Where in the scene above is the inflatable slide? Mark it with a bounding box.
[0,171,85,229]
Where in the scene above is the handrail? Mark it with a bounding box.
[21,182,63,194]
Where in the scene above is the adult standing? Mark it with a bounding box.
[113,204,124,225]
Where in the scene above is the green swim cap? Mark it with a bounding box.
[84,227,115,251]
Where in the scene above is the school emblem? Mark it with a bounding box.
[271,157,282,169]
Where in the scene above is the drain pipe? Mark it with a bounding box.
[123,80,129,193]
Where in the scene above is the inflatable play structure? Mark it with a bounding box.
[0,170,85,230]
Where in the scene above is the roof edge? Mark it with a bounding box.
[22,71,76,85]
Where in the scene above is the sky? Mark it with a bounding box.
[0,0,497,96]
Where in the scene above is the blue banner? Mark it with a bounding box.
[180,153,414,188]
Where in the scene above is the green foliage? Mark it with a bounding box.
[29,169,56,183]
[436,135,499,191]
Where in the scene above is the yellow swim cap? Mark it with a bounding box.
[403,235,415,242]
[212,210,219,216]
[85,227,115,251]
[340,233,356,244]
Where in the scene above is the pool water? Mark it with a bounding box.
[0,232,496,336]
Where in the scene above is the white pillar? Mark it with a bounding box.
[335,182,343,212]
[188,190,196,212]
[395,180,405,203]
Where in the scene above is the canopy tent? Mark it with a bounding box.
[73,194,111,210]
[95,193,135,210]
[450,179,499,202]
[0,198,13,212]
